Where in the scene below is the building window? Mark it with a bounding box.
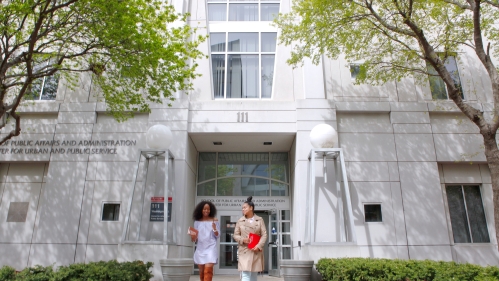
[208,0,279,21]
[364,204,382,222]
[7,202,29,222]
[197,152,289,196]
[426,55,463,100]
[446,185,490,243]
[102,203,120,221]
[211,32,276,99]
[350,64,360,80]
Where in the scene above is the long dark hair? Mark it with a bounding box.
[193,201,217,221]
[244,196,255,211]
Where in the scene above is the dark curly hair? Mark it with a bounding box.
[193,201,217,221]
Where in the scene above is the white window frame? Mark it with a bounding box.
[426,54,464,100]
[209,31,277,100]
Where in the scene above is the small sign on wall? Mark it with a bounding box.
[150,197,172,222]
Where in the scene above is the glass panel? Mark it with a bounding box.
[210,33,226,52]
[41,75,58,100]
[271,221,277,234]
[271,212,277,221]
[282,234,291,245]
[197,181,216,196]
[281,210,290,220]
[463,185,490,243]
[208,4,227,21]
[282,247,291,259]
[261,33,277,52]
[281,222,290,232]
[227,54,259,98]
[27,78,43,100]
[260,4,279,21]
[350,64,360,80]
[271,181,287,196]
[271,246,278,269]
[446,186,471,243]
[228,33,258,52]
[218,153,269,176]
[216,177,269,196]
[427,63,447,99]
[219,216,238,269]
[444,56,464,99]
[102,203,120,221]
[229,4,258,21]
[364,204,382,222]
[261,54,275,99]
[211,54,226,99]
[198,152,217,182]
[217,178,238,196]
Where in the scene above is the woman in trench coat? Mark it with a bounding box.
[233,196,268,281]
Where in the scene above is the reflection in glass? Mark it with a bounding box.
[271,246,278,269]
[197,181,216,196]
[208,4,227,21]
[210,33,226,52]
[281,222,290,232]
[261,4,279,21]
[227,55,258,98]
[282,247,291,259]
[261,55,274,99]
[271,181,288,196]
[212,54,226,99]
[282,234,291,245]
[219,216,238,269]
[261,33,277,52]
[228,33,259,52]
[463,185,490,243]
[41,75,59,100]
[198,152,217,182]
[229,4,258,21]
[216,177,269,196]
[281,210,290,220]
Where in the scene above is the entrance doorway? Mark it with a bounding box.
[215,211,277,275]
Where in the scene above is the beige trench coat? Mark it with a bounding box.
[233,214,268,272]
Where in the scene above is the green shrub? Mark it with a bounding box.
[0,260,153,281]
[316,258,499,281]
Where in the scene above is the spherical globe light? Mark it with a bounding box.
[146,124,173,149]
[310,124,338,148]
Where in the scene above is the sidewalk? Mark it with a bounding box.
[189,274,284,281]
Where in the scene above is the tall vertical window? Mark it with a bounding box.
[211,32,276,99]
[207,0,279,21]
[446,185,490,243]
[426,55,463,100]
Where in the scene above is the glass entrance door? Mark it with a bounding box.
[268,209,292,277]
[216,211,240,274]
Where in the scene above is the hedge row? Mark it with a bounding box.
[316,258,499,281]
[0,260,153,281]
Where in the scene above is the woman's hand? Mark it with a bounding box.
[243,237,250,244]
[212,222,217,232]
[190,233,197,242]
[250,247,261,252]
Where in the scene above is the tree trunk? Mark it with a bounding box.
[482,132,499,249]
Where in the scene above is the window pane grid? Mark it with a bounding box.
[210,32,276,99]
[208,0,279,21]
[197,152,289,196]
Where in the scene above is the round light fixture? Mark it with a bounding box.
[310,124,337,148]
[146,124,173,149]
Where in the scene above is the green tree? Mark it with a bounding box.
[276,0,499,249]
[0,0,206,144]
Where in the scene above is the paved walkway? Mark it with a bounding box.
[189,274,284,281]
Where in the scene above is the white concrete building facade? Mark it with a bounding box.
[1,0,499,279]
